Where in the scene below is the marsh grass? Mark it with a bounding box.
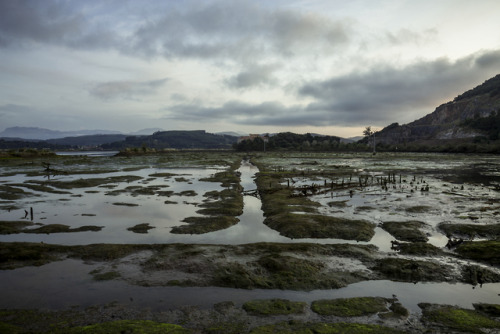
[456,241,500,265]
[439,223,500,239]
[0,222,102,234]
[381,221,428,242]
[373,258,452,283]
[60,320,188,333]
[127,223,155,234]
[311,297,389,317]
[419,303,500,333]
[243,299,306,315]
[27,175,143,189]
[249,321,406,334]
[171,158,243,234]
[0,185,33,200]
[253,159,375,241]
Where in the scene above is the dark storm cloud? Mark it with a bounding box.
[298,50,500,124]
[0,0,351,61]
[127,1,350,60]
[475,49,500,68]
[166,100,305,125]
[164,49,500,127]
[0,0,117,50]
[225,63,280,89]
[90,78,168,101]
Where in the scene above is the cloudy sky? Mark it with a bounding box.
[1,0,500,137]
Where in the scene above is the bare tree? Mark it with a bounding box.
[363,126,373,137]
[363,126,376,154]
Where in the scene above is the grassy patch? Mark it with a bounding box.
[90,270,121,281]
[0,185,34,200]
[112,202,139,207]
[0,222,102,234]
[0,322,22,334]
[381,221,428,242]
[62,320,189,333]
[397,242,444,256]
[462,265,500,285]
[243,299,306,315]
[212,253,368,290]
[249,321,406,334]
[27,224,103,234]
[149,172,178,178]
[171,161,243,234]
[177,190,197,196]
[265,212,375,241]
[27,175,143,189]
[254,168,374,241]
[0,220,33,234]
[439,223,500,239]
[311,297,388,317]
[405,205,434,213]
[373,258,452,283]
[127,223,155,234]
[171,216,239,234]
[456,241,500,265]
[473,303,500,317]
[420,303,500,333]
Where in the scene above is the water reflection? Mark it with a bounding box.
[1,259,499,313]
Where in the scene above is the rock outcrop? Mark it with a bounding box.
[374,74,500,145]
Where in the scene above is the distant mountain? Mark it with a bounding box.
[345,136,363,143]
[215,131,248,137]
[46,134,128,147]
[0,127,122,140]
[128,128,164,136]
[373,74,500,145]
[102,130,238,150]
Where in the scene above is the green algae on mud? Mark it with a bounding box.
[61,320,189,333]
[419,303,500,334]
[171,216,239,234]
[0,221,103,234]
[265,213,375,241]
[249,321,406,334]
[439,223,500,239]
[90,269,121,281]
[171,159,244,234]
[397,242,444,256]
[254,171,375,241]
[0,220,33,234]
[243,299,306,316]
[127,223,155,234]
[0,185,34,200]
[311,297,390,317]
[372,258,453,283]
[26,175,144,189]
[381,221,428,242]
[456,240,500,265]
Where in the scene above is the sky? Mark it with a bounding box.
[1,0,500,138]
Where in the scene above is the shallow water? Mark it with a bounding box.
[1,259,499,313]
[1,153,500,313]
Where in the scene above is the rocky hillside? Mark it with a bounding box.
[375,74,500,145]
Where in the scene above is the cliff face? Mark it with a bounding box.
[376,74,500,144]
